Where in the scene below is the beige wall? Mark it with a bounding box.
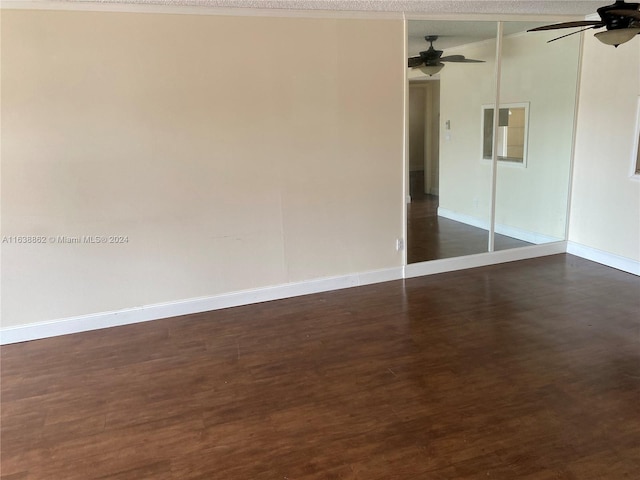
[1,10,405,328]
[569,33,640,261]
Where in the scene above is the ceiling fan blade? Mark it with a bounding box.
[440,55,485,63]
[547,26,598,43]
[438,55,465,62]
[528,20,604,31]
[408,56,423,68]
[609,9,640,20]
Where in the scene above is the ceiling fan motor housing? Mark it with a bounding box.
[598,1,640,30]
[419,48,443,66]
[419,36,444,66]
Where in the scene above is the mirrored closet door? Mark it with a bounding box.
[494,21,581,250]
[407,20,498,262]
[406,19,581,264]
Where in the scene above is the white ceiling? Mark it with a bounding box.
[53,1,607,58]
[53,0,606,16]
[407,20,549,53]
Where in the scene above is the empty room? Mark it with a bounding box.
[1,0,639,479]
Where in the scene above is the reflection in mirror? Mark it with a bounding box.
[482,104,529,164]
[407,21,533,262]
[634,97,640,175]
[407,19,582,264]
[407,20,499,263]
[495,22,581,247]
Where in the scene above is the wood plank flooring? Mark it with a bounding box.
[407,193,531,263]
[2,254,639,479]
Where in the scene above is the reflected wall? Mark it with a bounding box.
[437,26,497,244]
[495,23,581,245]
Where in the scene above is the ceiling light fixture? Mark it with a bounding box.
[594,27,640,47]
[419,64,445,76]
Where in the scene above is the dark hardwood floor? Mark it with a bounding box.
[407,189,531,263]
[2,254,639,479]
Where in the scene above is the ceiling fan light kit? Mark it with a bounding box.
[408,35,485,77]
[527,1,640,47]
[419,64,445,76]
[594,26,640,45]
[408,1,638,76]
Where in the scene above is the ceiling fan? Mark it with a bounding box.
[528,0,640,47]
[408,36,485,76]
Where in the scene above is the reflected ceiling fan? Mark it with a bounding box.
[408,36,485,76]
[528,0,640,47]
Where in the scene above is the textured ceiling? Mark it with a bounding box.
[52,0,606,15]
[407,20,546,53]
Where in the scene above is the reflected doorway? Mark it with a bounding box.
[409,80,439,201]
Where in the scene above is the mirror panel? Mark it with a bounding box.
[407,20,498,262]
[494,22,581,247]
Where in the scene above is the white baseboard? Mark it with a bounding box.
[404,241,567,278]
[437,207,563,244]
[437,207,487,229]
[567,242,640,276]
[6,241,634,345]
[495,224,562,245]
[0,266,404,345]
